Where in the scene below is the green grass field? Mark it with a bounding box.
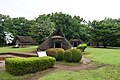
[40,47,120,80]
[0,47,120,80]
[0,46,38,53]
[0,71,32,80]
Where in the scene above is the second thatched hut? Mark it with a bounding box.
[37,29,72,51]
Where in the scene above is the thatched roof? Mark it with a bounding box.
[12,36,36,45]
[69,38,83,47]
[69,38,83,43]
[37,29,72,51]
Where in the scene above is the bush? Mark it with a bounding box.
[64,50,72,62]
[70,49,82,62]
[77,43,87,52]
[56,48,65,60]
[46,48,65,60]
[64,49,82,62]
[46,48,58,59]
[5,56,56,75]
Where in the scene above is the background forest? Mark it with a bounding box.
[0,12,120,47]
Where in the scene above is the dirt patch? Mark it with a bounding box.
[0,52,37,60]
[0,60,5,71]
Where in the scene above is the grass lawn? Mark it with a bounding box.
[40,66,120,80]
[0,46,38,53]
[0,71,33,80]
[85,47,120,65]
[40,47,120,80]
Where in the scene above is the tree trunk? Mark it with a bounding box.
[96,42,99,47]
[103,42,107,48]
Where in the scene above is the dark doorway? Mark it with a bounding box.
[73,42,77,47]
[55,42,61,48]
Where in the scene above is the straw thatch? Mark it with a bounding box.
[37,29,72,51]
[12,36,36,46]
[69,38,83,47]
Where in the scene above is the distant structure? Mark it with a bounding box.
[69,38,83,47]
[37,29,72,51]
[12,36,36,47]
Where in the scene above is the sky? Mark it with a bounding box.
[0,0,120,21]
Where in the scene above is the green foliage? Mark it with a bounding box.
[0,14,7,46]
[77,43,87,52]
[56,48,65,60]
[64,50,72,62]
[7,17,31,36]
[64,49,82,62]
[48,12,88,41]
[30,14,55,43]
[5,56,56,75]
[70,49,82,62]
[89,18,120,47]
[46,48,58,59]
[46,48,65,60]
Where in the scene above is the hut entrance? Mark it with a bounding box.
[54,42,62,48]
[73,42,77,47]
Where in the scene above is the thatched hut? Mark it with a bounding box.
[12,36,36,47]
[69,38,83,47]
[37,29,72,51]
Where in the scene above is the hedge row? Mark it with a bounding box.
[5,56,56,75]
[46,48,82,62]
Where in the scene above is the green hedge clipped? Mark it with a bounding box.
[64,50,72,62]
[46,48,58,59]
[64,49,82,62]
[46,48,65,60]
[77,43,87,52]
[5,56,56,75]
[56,48,65,60]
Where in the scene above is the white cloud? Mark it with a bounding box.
[0,0,120,21]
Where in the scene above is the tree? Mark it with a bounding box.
[8,17,31,36]
[48,12,88,41]
[0,14,10,46]
[30,14,55,43]
[89,18,120,47]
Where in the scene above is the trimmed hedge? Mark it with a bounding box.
[46,48,65,60]
[46,48,58,59]
[5,56,56,75]
[64,49,82,62]
[56,48,65,60]
[64,50,72,62]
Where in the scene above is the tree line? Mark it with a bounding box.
[0,12,120,47]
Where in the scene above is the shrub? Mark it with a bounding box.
[64,50,72,62]
[5,56,56,75]
[46,48,58,59]
[46,48,65,60]
[77,43,87,52]
[56,48,65,60]
[70,49,82,62]
[64,49,82,62]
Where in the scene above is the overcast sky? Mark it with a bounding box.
[0,0,120,21]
